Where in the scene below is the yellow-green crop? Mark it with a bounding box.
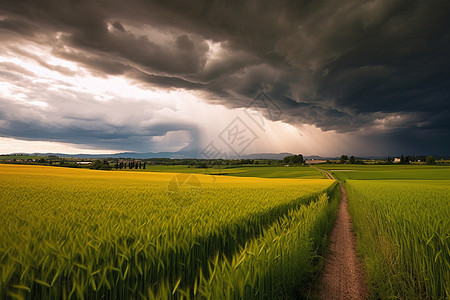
[0,165,337,299]
[346,180,450,300]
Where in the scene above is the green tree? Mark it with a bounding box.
[349,156,356,164]
[340,155,348,164]
[90,159,111,170]
[282,154,304,165]
[426,155,436,165]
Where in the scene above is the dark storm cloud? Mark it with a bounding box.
[9,47,78,76]
[55,49,131,76]
[131,71,206,90]
[0,0,449,153]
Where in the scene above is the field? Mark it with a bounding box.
[321,165,450,299]
[323,164,450,181]
[0,165,337,299]
[2,163,449,299]
[118,165,326,179]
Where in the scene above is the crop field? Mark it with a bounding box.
[120,165,326,179]
[323,164,450,181]
[323,165,450,299]
[0,165,337,299]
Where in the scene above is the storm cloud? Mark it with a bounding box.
[0,0,449,154]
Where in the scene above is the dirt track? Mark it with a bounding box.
[317,178,368,299]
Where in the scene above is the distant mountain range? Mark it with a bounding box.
[5,151,337,160]
[5,152,447,160]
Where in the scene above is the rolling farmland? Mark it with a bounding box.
[2,163,449,299]
[0,165,337,299]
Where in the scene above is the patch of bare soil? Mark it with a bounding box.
[317,183,369,300]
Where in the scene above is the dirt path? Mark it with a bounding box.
[313,167,335,180]
[316,172,368,300]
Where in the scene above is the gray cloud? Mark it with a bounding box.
[0,65,201,152]
[0,93,201,152]
[0,0,449,154]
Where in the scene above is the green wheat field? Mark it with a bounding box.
[1,164,449,299]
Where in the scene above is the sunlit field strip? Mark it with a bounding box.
[346,180,450,299]
[118,165,325,179]
[323,164,450,181]
[0,165,336,299]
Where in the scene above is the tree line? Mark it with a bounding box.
[281,154,305,165]
[338,154,436,165]
[338,155,364,164]
[90,160,148,170]
[386,155,435,165]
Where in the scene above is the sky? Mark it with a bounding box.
[0,0,449,157]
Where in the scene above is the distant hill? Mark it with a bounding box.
[26,152,190,159]
[8,151,299,160]
[242,152,293,160]
[6,152,446,160]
